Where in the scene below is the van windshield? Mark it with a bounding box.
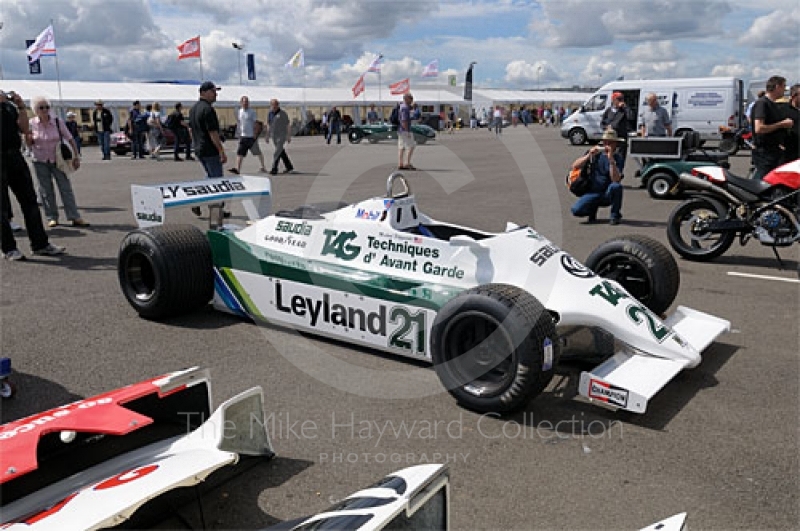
[584,94,607,112]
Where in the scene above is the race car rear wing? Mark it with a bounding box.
[131,175,272,228]
[0,367,273,530]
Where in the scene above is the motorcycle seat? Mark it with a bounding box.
[726,173,773,195]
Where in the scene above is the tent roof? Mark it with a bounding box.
[3,80,590,109]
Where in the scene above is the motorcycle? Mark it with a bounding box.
[667,160,800,269]
[718,125,755,156]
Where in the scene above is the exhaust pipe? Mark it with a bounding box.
[678,173,743,206]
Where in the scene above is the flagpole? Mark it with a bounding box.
[199,54,204,80]
[50,19,64,114]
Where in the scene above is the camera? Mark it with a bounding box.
[6,91,16,99]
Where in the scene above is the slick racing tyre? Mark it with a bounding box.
[646,172,677,200]
[118,225,214,320]
[348,130,363,144]
[431,284,560,413]
[667,196,734,262]
[585,235,680,316]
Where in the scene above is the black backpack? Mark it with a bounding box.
[566,152,595,197]
[389,104,400,126]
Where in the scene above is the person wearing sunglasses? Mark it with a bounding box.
[26,96,89,228]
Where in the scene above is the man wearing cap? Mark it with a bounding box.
[189,81,227,178]
[92,100,114,160]
[602,92,632,142]
[570,129,625,225]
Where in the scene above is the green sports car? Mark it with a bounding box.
[348,122,436,145]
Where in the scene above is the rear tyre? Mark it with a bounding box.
[646,172,677,200]
[431,284,560,413]
[585,235,680,315]
[667,196,735,262]
[118,225,214,320]
[719,137,739,156]
[568,128,587,145]
[348,130,363,144]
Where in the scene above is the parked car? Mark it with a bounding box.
[348,122,436,144]
[111,129,176,156]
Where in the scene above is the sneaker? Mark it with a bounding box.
[3,249,25,261]
[191,207,202,217]
[228,167,240,175]
[47,220,58,228]
[71,218,90,227]
[269,169,278,176]
[185,156,196,161]
[609,217,621,225]
[259,167,268,173]
[32,243,65,256]
[9,220,23,232]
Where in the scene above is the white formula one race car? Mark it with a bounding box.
[118,173,730,414]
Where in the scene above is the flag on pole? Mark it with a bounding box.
[177,36,201,60]
[26,25,56,64]
[389,78,410,95]
[464,62,475,101]
[367,54,383,73]
[285,48,304,69]
[352,74,366,98]
[421,60,438,77]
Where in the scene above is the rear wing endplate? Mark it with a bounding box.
[132,175,271,228]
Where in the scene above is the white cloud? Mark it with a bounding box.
[504,60,562,87]
[627,41,681,63]
[532,0,731,48]
[739,6,800,48]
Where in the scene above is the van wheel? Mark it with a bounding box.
[431,284,560,413]
[647,172,677,199]
[568,128,587,145]
[118,225,214,320]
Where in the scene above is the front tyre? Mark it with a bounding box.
[568,128,587,145]
[118,225,214,320]
[667,196,735,261]
[585,235,680,315]
[431,284,560,413]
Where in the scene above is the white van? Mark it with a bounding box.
[561,77,745,145]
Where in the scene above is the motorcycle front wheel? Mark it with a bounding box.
[667,196,735,261]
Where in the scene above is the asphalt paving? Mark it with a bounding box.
[1,125,797,530]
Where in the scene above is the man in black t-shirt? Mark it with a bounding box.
[167,102,193,161]
[1,90,64,260]
[751,75,794,179]
[779,84,800,164]
[189,81,226,178]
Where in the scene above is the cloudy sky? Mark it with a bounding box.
[1,0,797,90]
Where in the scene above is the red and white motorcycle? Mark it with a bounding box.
[667,160,800,273]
